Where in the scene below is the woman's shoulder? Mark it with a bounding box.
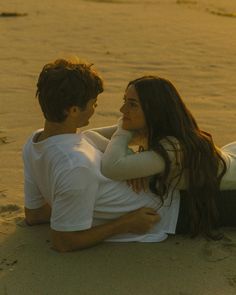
[159,136,181,151]
[221,142,236,155]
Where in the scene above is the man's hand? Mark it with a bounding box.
[121,207,161,234]
[51,207,160,252]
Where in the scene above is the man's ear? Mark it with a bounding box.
[67,106,81,117]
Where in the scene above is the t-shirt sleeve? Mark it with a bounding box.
[101,128,166,180]
[50,166,99,232]
[24,168,46,209]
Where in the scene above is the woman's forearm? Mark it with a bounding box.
[87,125,117,139]
[101,129,165,180]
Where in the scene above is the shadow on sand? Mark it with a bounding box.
[0,204,236,295]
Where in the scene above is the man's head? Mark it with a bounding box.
[36,58,103,123]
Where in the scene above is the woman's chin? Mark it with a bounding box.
[121,123,131,130]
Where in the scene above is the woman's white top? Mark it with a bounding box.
[100,126,236,190]
[220,142,236,189]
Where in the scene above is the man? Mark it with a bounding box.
[23,58,179,252]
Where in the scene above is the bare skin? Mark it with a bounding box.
[25,204,51,225]
[25,205,160,252]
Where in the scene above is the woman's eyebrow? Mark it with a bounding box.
[126,97,139,102]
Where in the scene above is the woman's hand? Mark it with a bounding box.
[127,177,149,193]
[129,129,148,147]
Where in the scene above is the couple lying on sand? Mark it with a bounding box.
[23,58,236,252]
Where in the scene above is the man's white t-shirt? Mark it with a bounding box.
[23,130,180,242]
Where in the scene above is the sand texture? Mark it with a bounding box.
[0,0,236,294]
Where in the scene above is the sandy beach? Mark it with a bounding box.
[0,0,236,294]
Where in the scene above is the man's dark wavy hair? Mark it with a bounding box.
[36,58,104,122]
[128,76,227,239]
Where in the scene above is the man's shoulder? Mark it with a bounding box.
[22,129,42,158]
[50,133,100,171]
[67,136,101,170]
[23,131,99,171]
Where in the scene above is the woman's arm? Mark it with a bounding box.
[83,125,118,152]
[83,130,110,152]
[101,128,165,180]
[86,125,117,139]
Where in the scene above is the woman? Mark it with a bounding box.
[100,76,236,239]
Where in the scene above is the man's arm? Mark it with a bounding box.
[51,207,160,252]
[24,167,160,252]
[25,203,51,225]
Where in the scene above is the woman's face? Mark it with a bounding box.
[120,84,147,131]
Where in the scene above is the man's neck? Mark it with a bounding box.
[38,120,78,141]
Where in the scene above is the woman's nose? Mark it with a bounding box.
[120,103,126,114]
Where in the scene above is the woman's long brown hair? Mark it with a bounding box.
[128,76,227,238]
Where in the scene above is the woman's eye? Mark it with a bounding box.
[127,101,138,108]
[123,99,137,108]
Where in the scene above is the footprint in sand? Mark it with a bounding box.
[0,204,26,228]
[83,0,125,3]
[0,12,28,17]
[15,216,28,228]
[0,137,8,144]
[206,8,236,18]
[0,204,21,215]
[0,190,7,198]
[202,238,236,262]
[226,276,236,288]
[176,0,197,4]
[175,0,236,18]
[0,258,18,272]
[0,136,14,145]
